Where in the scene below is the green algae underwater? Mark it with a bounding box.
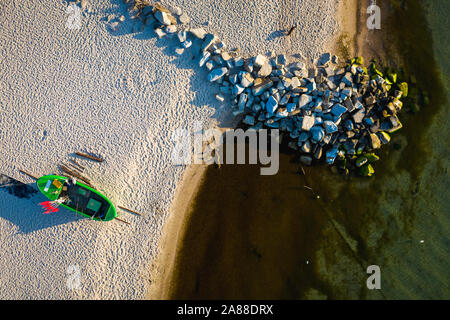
[167,0,449,299]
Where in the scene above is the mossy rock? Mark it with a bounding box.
[393,143,402,150]
[398,82,408,97]
[370,63,384,77]
[422,92,430,106]
[356,156,368,167]
[365,153,380,162]
[410,103,420,113]
[361,163,375,177]
[409,86,419,100]
[388,72,398,83]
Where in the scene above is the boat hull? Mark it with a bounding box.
[36,175,117,221]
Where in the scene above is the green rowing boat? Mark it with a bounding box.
[36,175,117,221]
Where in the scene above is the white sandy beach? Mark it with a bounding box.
[0,0,339,299]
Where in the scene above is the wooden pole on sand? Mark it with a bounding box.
[117,205,143,217]
[115,217,130,225]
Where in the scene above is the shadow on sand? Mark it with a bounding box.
[104,1,234,125]
[0,174,82,234]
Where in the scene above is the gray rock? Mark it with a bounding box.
[179,13,191,24]
[298,131,309,143]
[154,28,166,38]
[331,55,339,64]
[174,47,184,55]
[208,67,228,82]
[325,146,339,164]
[172,6,183,16]
[182,39,192,48]
[165,25,177,34]
[177,30,187,42]
[352,108,366,123]
[291,77,301,88]
[301,140,312,153]
[155,11,172,26]
[341,72,353,86]
[234,57,244,67]
[232,84,245,96]
[289,61,306,71]
[298,94,313,108]
[276,54,287,66]
[314,145,323,160]
[199,51,211,67]
[344,97,355,112]
[240,72,254,88]
[344,119,354,131]
[252,79,273,96]
[300,155,313,166]
[324,120,338,134]
[238,93,248,109]
[318,52,331,66]
[279,93,291,105]
[190,27,207,39]
[369,133,381,149]
[266,95,278,114]
[243,115,255,126]
[330,103,347,117]
[254,54,267,68]
[302,115,315,131]
[286,103,296,112]
[310,126,325,142]
[205,61,215,70]
[215,94,225,102]
[258,63,272,77]
[202,33,217,51]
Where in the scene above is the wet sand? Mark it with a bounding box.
[157,0,449,299]
[147,163,208,299]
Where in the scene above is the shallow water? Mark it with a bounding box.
[167,0,449,299]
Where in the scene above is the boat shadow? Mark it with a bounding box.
[0,175,82,234]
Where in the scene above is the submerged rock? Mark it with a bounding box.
[300,155,313,166]
[361,163,375,177]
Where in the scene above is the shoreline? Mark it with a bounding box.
[154,0,448,300]
[149,0,382,299]
[146,163,208,299]
[145,0,345,299]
